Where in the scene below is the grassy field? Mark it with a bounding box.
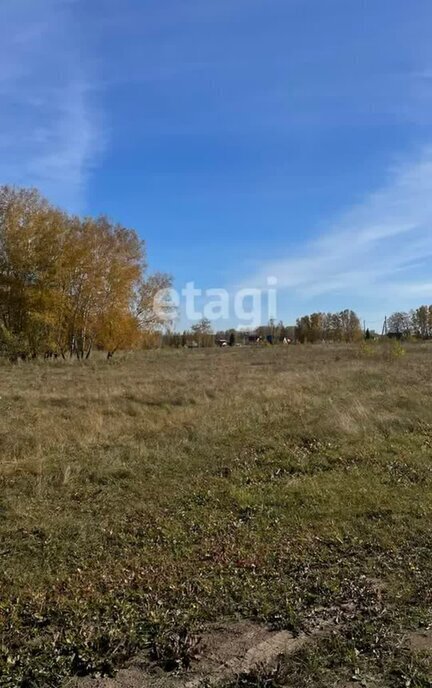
[1,343,432,687]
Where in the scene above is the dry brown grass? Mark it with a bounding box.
[0,342,432,686]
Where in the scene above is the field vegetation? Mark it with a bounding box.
[1,342,432,686]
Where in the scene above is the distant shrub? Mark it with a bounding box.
[359,341,377,358]
[358,339,406,361]
[389,340,406,358]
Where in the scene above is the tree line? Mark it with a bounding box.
[162,318,297,348]
[2,185,429,360]
[0,186,171,360]
[295,310,363,343]
[386,307,432,338]
[163,307,432,348]
[163,313,364,347]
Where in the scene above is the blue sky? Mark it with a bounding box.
[1,0,432,329]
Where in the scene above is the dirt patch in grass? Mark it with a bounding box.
[407,630,432,653]
[67,619,332,688]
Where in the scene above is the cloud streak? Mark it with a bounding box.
[0,0,104,210]
[242,147,432,307]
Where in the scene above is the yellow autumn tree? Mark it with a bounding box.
[0,185,171,359]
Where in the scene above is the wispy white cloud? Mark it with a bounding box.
[241,147,432,308]
[0,0,104,211]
